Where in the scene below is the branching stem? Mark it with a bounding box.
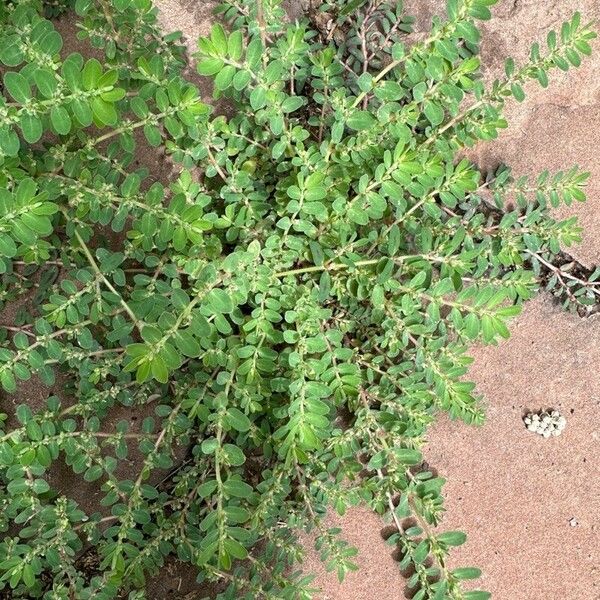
[73,229,144,333]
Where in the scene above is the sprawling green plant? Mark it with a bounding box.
[0,0,595,597]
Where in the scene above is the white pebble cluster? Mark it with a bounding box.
[524,410,566,437]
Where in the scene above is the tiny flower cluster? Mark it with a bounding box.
[524,410,567,437]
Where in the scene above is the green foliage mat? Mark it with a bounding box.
[0,0,595,598]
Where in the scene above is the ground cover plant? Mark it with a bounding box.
[0,0,596,598]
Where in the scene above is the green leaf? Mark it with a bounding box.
[83,465,104,482]
[130,97,149,118]
[33,68,58,98]
[198,57,225,76]
[101,88,126,102]
[223,538,248,560]
[15,405,32,425]
[214,65,236,90]
[7,477,28,494]
[62,56,82,91]
[50,105,72,135]
[226,408,251,432]
[357,73,373,92]
[0,234,17,257]
[44,30,63,55]
[1,370,17,393]
[91,97,118,126]
[71,99,93,127]
[11,220,36,245]
[97,69,119,88]
[210,24,228,56]
[151,357,169,383]
[15,178,36,203]
[374,81,404,101]
[282,96,304,113]
[437,531,467,547]
[173,330,201,357]
[0,127,20,156]
[367,450,386,470]
[22,563,35,587]
[20,114,43,143]
[371,284,385,306]
[82,58,102,91]
[36,445,52,468]
[395,448,422,465]
[143,124,162,147]
[424,101,445,126]
[347,110,376,131]
[32,479,50,494]
[233,69,251,91]
[21,213,52,236]
[4,71,31,103]
[464,592,491,600]
[0,39,24,67]
[222,478,253,498]
[511,83,525,102]
[250,86,266,111]
[481,314,495,343]
[452,567,482,580]
[206,288,233,314]
[228,30,243,61]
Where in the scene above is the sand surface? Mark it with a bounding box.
[155,1,600,598]
[4,1,599,598]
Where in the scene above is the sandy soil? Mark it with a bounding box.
[304,0,600,596]
[2,1,597,598]
[425,295,600,600]
[154,1,600,598]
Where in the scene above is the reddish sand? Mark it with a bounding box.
[155,1,600,597]
[5,1,597,598]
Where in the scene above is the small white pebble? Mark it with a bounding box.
[524,409,567,437]
[569,517,578,527]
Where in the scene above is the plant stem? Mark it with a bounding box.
[274,259,378,277]
[275,252,447,278]
[527,250,600,298]
[73,230,144,333]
